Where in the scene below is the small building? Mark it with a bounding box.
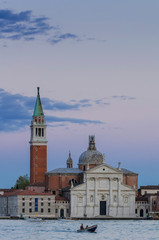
[136,185,159,218]
[139,185,159,196]
[135,195,149,218]
[0,189,69,218]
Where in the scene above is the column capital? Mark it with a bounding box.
[94,176,99,181]
[113,177,118,181]
[108,177,113,181]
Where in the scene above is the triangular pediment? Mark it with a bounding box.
[86,163,122,175]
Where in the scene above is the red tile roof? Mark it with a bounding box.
[17,190,53,196]
[140,185,159,190]
[0,189,16,193]
[29,183,45,187]
[136,196,148,201]
[55,196,69,201]
[0,189,53,197]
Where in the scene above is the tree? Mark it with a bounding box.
[14,174,30,189]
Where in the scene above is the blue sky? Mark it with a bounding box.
[0,0,159,188]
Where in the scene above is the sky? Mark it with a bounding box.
[0,0,159,188]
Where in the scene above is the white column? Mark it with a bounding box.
[94,177,97,205]
[94,177,98,216]
[33,126,36,139]
[86,176,89,205]
[109,177,113,216]
[44,122,46,138]
[117,178,121,206]
[117,178,122,217]
[109,178,112,205]
[85,175,90,217]
[129,193,135,217]
[70,193,75,217]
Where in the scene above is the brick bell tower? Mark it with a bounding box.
[30,87,47,185]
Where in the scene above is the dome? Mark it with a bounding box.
[78,136,104,165]
[79,150,104,165]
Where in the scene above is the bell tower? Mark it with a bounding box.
[67,151,73,168]
[30,87,47,185]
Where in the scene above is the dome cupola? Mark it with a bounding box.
[78,135,104,171]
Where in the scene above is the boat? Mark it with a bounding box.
[77,225,97,232]
[24,217,43,222]
[147,212,159,219]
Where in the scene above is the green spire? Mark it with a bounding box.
[33,87,44,116]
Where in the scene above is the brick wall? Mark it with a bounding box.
[30,145,47,185]
[79,164,98,171]
[123,174,138,190]
[45,174,82,192]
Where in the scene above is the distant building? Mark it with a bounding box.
[136,186,159,217]
[0,190,69,218]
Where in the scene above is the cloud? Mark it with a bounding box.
[0,9,31,21]
[93,95,136,106]
[79,99,90,103]
[59,33,78,40]
[49,33,79,45]
[0,9,106,45]
[95,99,110,106]
[112,96,136,101]
[0,9,53,41]
[41,97,92,111]
[0,89,103,132]
[47,116,102,125]
[48,123,67,128]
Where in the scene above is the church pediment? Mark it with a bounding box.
[86,163,122,175]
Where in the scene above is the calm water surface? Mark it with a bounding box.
[0,219,158,240]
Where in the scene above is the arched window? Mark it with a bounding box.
[42,128,44,137]
[38,128,41,136]
[69,179,77,184]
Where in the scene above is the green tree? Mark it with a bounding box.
[14,174,30,189]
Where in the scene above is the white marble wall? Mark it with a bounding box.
[71,164,136,218]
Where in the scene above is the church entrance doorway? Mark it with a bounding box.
[140,209,144,217]
[60,209,64,218]
[100,201,106,215]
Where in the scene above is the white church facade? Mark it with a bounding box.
[71,163,136,218]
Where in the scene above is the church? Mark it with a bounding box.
[28,87,137,218]
[0,88,138,218]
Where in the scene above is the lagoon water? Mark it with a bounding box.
[0,219,159,240]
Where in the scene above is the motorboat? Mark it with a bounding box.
[77,225,97,232]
